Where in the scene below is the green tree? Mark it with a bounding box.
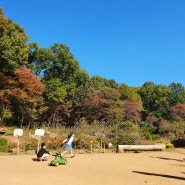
[152,84,171,118]
[138,81,155,113]
[90,76,119,90]
[0,72,13,125]
[42,43,91,126]
[119,83,142,102]
[43,78,67,127]
[168,83,185,106]
[27,42,53,77]
[0,9,29,75]
[138,82,171,119]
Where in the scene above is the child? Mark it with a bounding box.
[37,142,50,161]
[61,131,75,158]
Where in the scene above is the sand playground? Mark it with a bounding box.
[0,149,185,185]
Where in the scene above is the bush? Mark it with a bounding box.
[22,138,38,151]
[155,139,174,148]
[73,137,92,150]
[46,138,64,150]
[0,138,8,152]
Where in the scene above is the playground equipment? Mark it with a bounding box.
[13,129,23,154]
[35,129,45,153]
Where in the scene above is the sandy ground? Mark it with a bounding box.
[0,149,185,185]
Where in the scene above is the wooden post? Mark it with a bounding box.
[103,143,105,153]
[90,140,93,153]
[16,136,20,155]
[37,136,41,154]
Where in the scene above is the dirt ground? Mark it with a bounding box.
[0,149,185,185]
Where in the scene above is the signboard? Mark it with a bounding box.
[13,129,23,136]
[35,129,45,136]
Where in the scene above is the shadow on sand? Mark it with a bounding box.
[132,171,185,181]
[149,156,184,162]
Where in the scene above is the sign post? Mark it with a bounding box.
[13,129,23,154]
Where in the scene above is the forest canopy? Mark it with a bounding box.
[0,8,185,144]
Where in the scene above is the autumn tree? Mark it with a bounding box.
[123,101,142,123]
[10,66,45,128]
[158,119,170,136]
[85,87,123,123]
[169,103,185,122]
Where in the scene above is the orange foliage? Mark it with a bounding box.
[11,88,28,99]
[13,66,45,96]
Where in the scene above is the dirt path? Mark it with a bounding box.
[0,149,185,185]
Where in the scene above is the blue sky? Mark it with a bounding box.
[1,0,185,87]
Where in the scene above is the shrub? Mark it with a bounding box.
[22,138,38,151]
[73,137,91,150]
[47,137,63,150]
[0,138,8,152]
[155,140,174,148]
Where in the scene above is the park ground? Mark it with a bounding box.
[0,148,185,185]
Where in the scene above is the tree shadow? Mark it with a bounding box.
[149,156,184,162]
[132,171,185,181]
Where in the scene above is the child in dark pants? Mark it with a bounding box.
[37,142,50,161]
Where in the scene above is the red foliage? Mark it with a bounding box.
[123,101,142,123]
[169,103,185,121]
[86,89,112,120]
[146,114,158,125]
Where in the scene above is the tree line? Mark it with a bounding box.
[0,8,185,142]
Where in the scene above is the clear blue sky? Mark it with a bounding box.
[1,0,185,87]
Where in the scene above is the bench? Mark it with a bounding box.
[117,144,166,153]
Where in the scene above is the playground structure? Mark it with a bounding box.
[13,129,23,154]
[11,128,45,155]
[35,129,45,153]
